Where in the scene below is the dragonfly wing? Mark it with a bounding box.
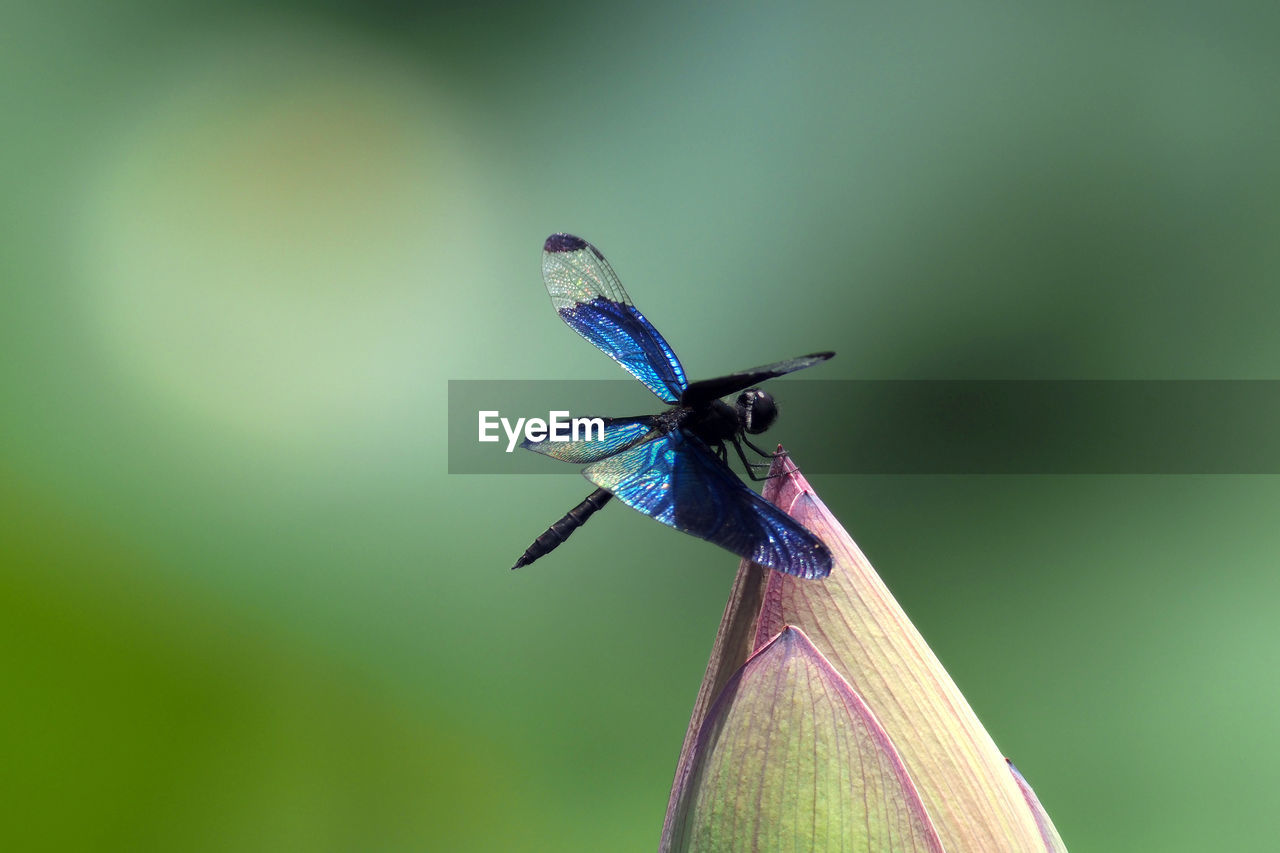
[542,234,688,404]
[582,430,832,579]
[680,351,834,406]
[521,415,660,464]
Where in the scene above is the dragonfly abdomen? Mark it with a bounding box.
[512,487,613,570]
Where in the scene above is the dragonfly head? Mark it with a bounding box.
[736,388,778,435]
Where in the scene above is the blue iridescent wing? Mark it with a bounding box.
[521,415,660,464]
[582,431,832,579]
[542,234,687,404]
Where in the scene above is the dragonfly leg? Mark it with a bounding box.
[732,438,775,481]
[741,436,787,459]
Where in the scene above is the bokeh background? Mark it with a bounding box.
[4,1,1279,850]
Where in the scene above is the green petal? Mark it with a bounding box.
[747,454,1062,850]
[1008,759,1069,852]
[665,626,943,853]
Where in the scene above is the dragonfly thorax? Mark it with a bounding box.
[682,398,743,445]
[680,390,778,446]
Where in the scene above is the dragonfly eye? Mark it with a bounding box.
[737,389,778,434]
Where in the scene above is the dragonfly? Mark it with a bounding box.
[511,233,835,579]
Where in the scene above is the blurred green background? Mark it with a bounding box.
[4,1,1279,850]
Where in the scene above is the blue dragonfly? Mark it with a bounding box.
[512,234,834,579]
